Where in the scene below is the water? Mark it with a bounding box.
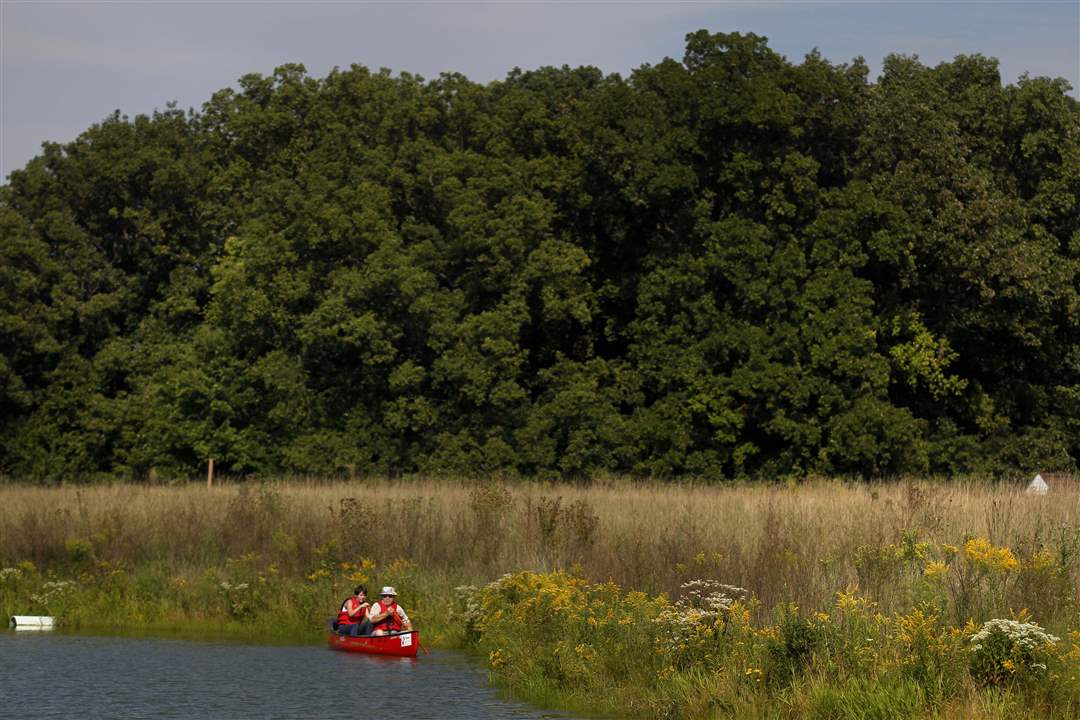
[0,631,571,719]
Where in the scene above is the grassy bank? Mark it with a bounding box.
[459,570,1080,719]
[2,478,1079,717]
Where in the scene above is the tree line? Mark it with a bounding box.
[2,31,1078,481]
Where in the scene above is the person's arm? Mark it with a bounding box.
[396,606,412,630]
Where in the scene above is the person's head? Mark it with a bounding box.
[380,585,397,603]
[354,585,367,600]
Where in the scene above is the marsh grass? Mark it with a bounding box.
[3,477,1079,718]
[2,477,1079,628]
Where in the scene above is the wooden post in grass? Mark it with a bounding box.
[207,458,215,488]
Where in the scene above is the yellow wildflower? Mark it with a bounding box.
[388,558,415,572]
[574,643,597,661]
[964,537,1019,574]
[924,561,948,579]
[1011,608,1033,623]
[1028,550,1055,572]
[836,588,877,613]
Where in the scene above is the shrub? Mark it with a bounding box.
[531,495,562,543]
[854,543,906,600]
[1012,548,1076,623]
[64,537,95,567]
[653,579,748,669]
[564,499,599,550]
[767,603,820,682]
[218,580,254,619]
[893,606,964,692]
[459,571,663,693]
[968,619,1060,686]
[940,537,1020,622]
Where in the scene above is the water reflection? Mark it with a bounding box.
[0,631,573,719]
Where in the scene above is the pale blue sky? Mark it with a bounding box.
[2,1,1078,180]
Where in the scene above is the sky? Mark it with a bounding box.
[2,1,1078,181]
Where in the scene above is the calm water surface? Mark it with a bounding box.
[0,631,573,719]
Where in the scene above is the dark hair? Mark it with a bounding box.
[354,585,367,596]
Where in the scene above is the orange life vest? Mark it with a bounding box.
[370,600,403,632]
[337,596,368,625]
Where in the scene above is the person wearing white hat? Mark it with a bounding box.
[369,586,412,635]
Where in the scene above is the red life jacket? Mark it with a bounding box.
[337,597,367,625]
[370,600,403,632]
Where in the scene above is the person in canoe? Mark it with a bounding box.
[336,585,373,636]
[368,586,412,635]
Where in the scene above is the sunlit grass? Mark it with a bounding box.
[2,476,1079,718]
[3,477,1077,622]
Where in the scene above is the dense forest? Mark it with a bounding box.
[2,32,1078,481]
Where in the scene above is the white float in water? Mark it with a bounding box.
[1026,474,1049,495]
[9,615,55,630]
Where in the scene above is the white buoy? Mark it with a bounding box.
[1026,474,1049,495]
[9,615,55,630]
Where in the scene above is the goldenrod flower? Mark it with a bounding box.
[964,538,1019,574]
[924,561,948,579]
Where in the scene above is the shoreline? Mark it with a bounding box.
[3,479,1080,718]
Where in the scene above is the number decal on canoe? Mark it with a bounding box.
[400,634,412,647]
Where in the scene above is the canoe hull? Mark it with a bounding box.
[327,629,419,658]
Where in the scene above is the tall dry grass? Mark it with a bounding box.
[2,476,1078,627]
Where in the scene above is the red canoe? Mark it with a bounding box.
[327,629,420,658]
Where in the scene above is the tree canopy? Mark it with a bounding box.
[3,32,1079,480]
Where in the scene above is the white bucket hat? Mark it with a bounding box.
[380,586,397,597]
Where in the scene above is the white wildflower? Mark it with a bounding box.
[654,579,748,658]
[29,579,75,606]
[968,618,1060,680]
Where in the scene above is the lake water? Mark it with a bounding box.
[0,631,571,719]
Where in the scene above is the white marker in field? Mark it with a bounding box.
[1026,474,1049,495]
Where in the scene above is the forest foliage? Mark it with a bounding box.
[2,32,1079,480]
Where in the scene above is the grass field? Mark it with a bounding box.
[2,477,1079,718]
